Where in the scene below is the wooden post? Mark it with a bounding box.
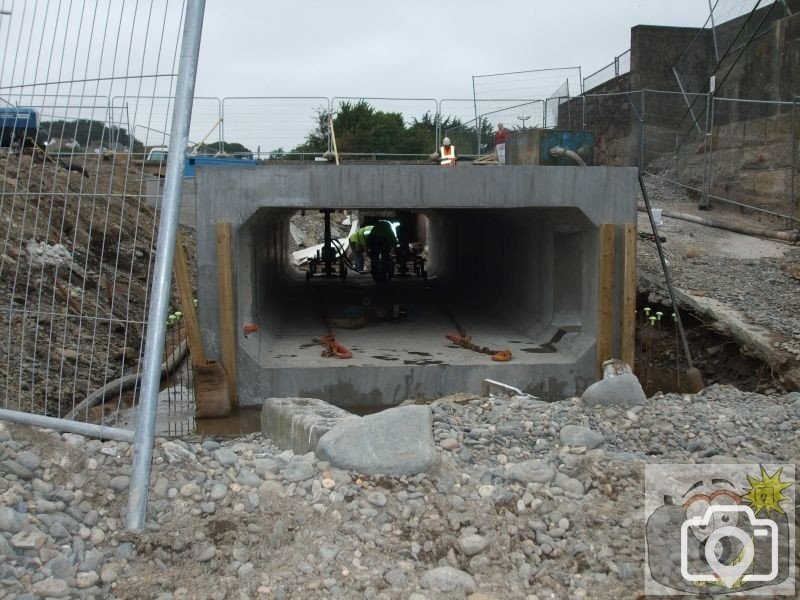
[216,222,238,408]
[621,223,637,369]
[597,224,616,376]
[173,233,206,365]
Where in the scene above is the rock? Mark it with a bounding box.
[420,566,477,594]
[283,458,314,482]
[10,529,48,549]
[581,373,646,407]
[236,468,262,488]
[209,482,228,500]
[32,576,69,598]
[384,568,408,587]
[179,482,200,497]
[253,458,279,476]
[316,405,438,476]
[554,473,585,498]
[319,544,339,561]
[366,492,387,507]
[75,571,99,589]
[100,563,119,583]
[458,533,489,556]
[440,438,459,451]
[213,448,238,466]
[559,425,604,449]
[506,459,555,484]
[0,507,25,533]
[162,441,198,464]
[15,450,41,471]
[109,475,130,492]
[197,545,216,562]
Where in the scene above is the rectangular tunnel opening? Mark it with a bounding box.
[236,205,598,406]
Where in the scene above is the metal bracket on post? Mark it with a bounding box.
[126,0,206,532]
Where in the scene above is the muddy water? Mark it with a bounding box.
[192,406,262,436]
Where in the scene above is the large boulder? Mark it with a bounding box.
[581,373,646,408]
[315,405,438,476]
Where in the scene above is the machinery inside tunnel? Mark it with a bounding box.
[195,164,637,406]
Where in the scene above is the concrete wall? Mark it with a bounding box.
[194,164,638,406]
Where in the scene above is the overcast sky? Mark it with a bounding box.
[0,0,738,151]
[197,0,715,99]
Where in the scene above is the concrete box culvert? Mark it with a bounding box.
[195,164,638,406]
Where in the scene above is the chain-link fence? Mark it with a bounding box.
[640,90,799,225]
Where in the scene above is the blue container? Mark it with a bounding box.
[506,129,594,166]
[183,155,258,177]
[0,107,39,147]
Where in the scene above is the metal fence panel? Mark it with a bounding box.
[222,96,330,159]
[0,1,194,446]
[439,98,544,155]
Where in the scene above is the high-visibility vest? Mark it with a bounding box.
[440,145,456,165]
[348,225,373,251]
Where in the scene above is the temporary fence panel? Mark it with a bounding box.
[111,95,221,158]
[439,98,544,156]
[0,0,197,450]
[582,49,631,93]
[328,97,438,158]
[221,96,330,160]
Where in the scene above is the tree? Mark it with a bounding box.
[292,101,493,158]
[194,141,253,158]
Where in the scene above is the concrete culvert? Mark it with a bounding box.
[195,164,638,407]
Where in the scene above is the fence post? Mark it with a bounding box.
[126,0,206,532]
[792,97,798,226]
[639,91,646,170]
[700,79,714,209]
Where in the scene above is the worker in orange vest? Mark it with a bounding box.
[439,137,456,166]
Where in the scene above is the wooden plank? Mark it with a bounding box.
[621,223,637,369]
[216,222,238,408]
[173,233,206,365]
[597,224,616,376]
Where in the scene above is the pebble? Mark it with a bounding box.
[457,533,489,556]
[31,577,69,598]
[0,507,26,533]
[213,448,238,466]
[283,458,314,482]
[197,545,217,562]
[0,382,795,599]
[559,425,604,449]
[15,450,41,471]
[440,438,459,451]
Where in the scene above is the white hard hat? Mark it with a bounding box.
[442,137,451,145]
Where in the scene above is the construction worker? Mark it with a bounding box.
[439,137,456,166]
[366,220,398,283]
[493,123,509,164]
[348,225,373,272]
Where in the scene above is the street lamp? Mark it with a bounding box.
[517,115,531,129]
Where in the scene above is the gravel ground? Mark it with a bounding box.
[1,387,798,599]
[639,174,800,361]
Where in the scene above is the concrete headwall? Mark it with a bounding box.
[194,164,638,406]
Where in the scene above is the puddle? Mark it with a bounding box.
[407,351,431,356]
[193,406,262,436]
[372,355,399,361]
